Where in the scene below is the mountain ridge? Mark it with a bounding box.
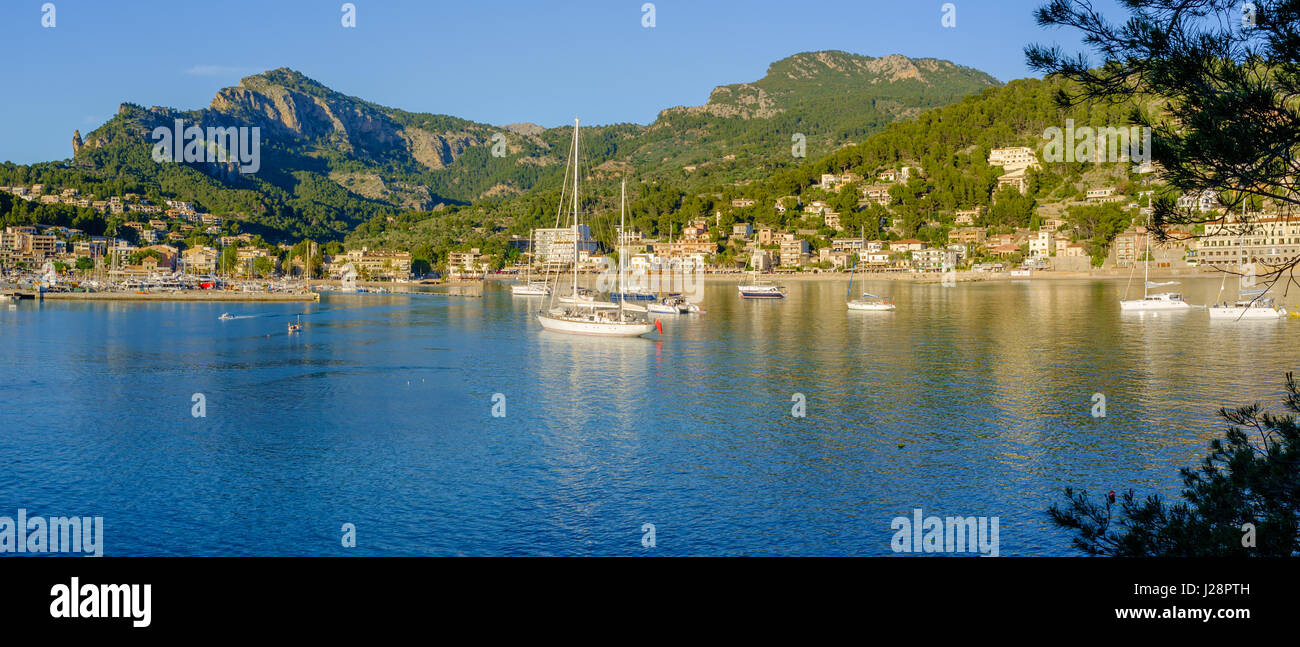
[19,50,1003,241]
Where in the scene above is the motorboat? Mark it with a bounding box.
[647,296,690,314]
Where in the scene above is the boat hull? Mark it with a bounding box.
[558,296,618,309]
[536,313,655,337]
[511,285,550,296]
[847,301,895,311]
[647,304,686,314]
[1119,298,1191,311]
[1208,307,1287,319]
[738,286,786,299]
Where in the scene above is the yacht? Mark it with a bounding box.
[511,281,551,296]
[738,270,786,299]
[1119,200,1193,311]
[1208,295,1287,319]
[1120,290,1192,311]
[844,243,894,311]
[536,136,655,338]
[847,293,896,311]
[511,230,551,295]
[647,295,691,314]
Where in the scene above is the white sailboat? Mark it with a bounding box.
[511,229,551,296]
[846,234,895,311]
[1119,204,1190,311]
[1208,295,1288,319]
[537,133,656,338]
[1209,283,1287,319]
[738,259,786,298]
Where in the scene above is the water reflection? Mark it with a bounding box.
[0,277,1296,555]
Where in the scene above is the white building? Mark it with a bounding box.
[533,226,598,264]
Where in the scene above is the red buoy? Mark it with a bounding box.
[655,319,663,334]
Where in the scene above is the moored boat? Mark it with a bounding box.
[535,126,656,338]
[1119,291,1192,311]
[1208,296,1287,319]
[847,293,896,311]
[511,281,551,296]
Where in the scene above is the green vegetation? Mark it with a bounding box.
[1050,373,1300,556]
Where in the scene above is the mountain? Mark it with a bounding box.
[7,51,1000,241]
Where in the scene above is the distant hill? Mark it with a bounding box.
[3,51,1000,241]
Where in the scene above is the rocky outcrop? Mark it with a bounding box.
[400,129,483,170]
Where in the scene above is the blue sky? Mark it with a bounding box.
[0,0,1107,164]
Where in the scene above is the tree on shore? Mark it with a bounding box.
[1049,373,1300,556]
[1026,0,1300,291]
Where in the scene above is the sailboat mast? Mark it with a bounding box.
[1143,193,1151,298]
[571,118,580,303]
[619,179,626,318]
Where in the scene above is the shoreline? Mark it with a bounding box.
[39,291,320,302]
[484,268,1222,284]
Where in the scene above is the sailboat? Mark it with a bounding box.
[1206,208,1285,319]
[846,230,895,311]
[738,243,786,299]
[536,124,656,337]
[1208,289,1288,319]
[1119,201,1190,311]
[511,229,551,296]
[287,314,302,332]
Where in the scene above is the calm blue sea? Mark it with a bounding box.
[1,277,1295,555]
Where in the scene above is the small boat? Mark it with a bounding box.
[288,315,302,332]
[512,230,550,295]
[647,296,690,314]
[218,312,235,321]
[1208,295,1287,320]
[847,293,896,311]
[844,243,894,311]
[738,271,786,299]
[511,281,551,296]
